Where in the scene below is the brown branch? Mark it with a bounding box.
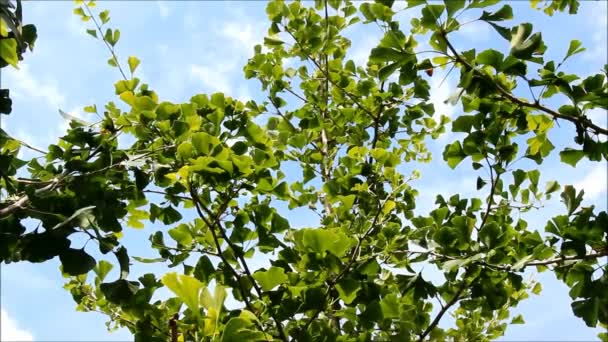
[418,280,468,342]
[526,251,608,267]
[267,96,298,133]
[143,189,192,202]
[189,184,287,341]
[393,249,608,272]
[478,157,500,231]
[169,313,178,342]
[0,195,29,217]
[15,138,47,154]
[188,186,263,330]
[441,31,608,136]
[0,178,60,218]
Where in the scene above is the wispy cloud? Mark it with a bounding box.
[5,64,65,109]
[220,22,264,57]
[157,1,170,19]
[581,0,607,63]
[190,64,234,94]
[1,308,34,341]
[453,15,492,42]
[574,164,607,201]
[428,69,458,120]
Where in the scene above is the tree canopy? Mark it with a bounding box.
[1,0,607,341]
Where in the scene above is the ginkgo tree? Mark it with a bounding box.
[1,0,607,341]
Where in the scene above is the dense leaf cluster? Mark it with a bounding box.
[1,0,606,341]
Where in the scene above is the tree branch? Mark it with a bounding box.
[418,280,468,342]
[83,2,128,81]
[189,184,287,341]
[441,31,608,136]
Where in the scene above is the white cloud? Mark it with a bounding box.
[236,85,253,102]
[183,13,199,31]
[574,164,607,201]
[157,43,169,56]
[428,70,457,120]
[1,308,34,341]
[349,36,379,67]
[454,16,491,42]
[6,64,65,109]
[157,0,170,19]
[190,64,233,94]
[220,22,263,57]
[582,0,607,63]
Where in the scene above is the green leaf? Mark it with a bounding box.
[476,176,487,190]
[379,62,401,81]
[161,273,203,315]
[115,246,130,279]
[443,141,466,169]
[560,148,585,167]
[479,221,502,249]
[264,36,284,46]
[86,29,97,38]
[221,317,265,342]
[83,104,97,113]
[451,115,475,133]
[421,5,445,29]
[134,96,157,111]
[301,228,354,257]
[252,266,288,291]
[479,5,513,22]
[442,258,466,272]
[168,224,193,246]
[488,22,512,41]
[369,47,403,63]
[468,0,500,9]
[100,279,139,304]
[510,314,525,324]
[194,255,215,285]
[380,293,400,318]
[444,0,465,17]
[99,10,110,24]
[200,284,226,320]
[192,132,220,155]
[132,256,165,263]
[572,298,600,327]
[406,0,426,9]
[511,28,543,60]
[59,248,96,276]
[94,260,114,281]
[0,38,19,67]
[271,213,290,233]
[177,141,195,160]
[128,56,140,74]
[545,181,560,195]
[532,282,542,295]
[510,23,533,48]
[565,39,585,60]
[336,278,361,304]
[560,185,584,216]
[476,49,503,69]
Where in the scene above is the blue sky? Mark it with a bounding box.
[1,1,607,341]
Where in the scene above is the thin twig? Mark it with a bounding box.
[441,31,607,136]
[418,280,468,342]
[83,3,128,81]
